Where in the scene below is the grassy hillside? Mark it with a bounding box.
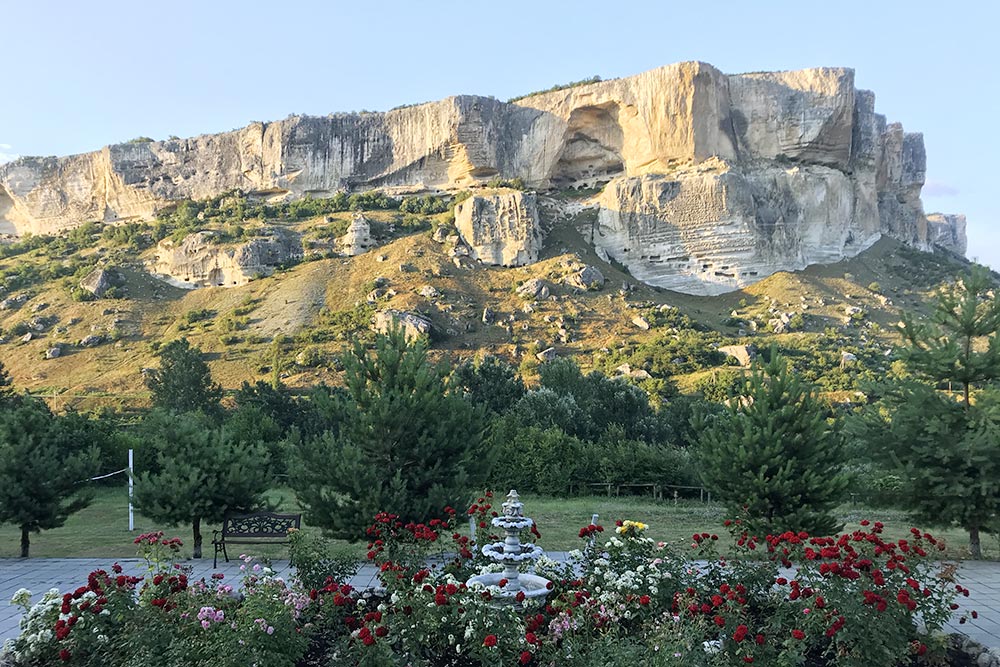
[0,192,980,411]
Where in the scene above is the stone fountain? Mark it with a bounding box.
[466,490,551,606]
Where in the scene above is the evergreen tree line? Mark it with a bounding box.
[1,266,999,558]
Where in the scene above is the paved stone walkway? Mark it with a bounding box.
[1,557,997,648]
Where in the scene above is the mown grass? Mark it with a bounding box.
[1,486,997,562]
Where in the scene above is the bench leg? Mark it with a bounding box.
[222,542,229,564]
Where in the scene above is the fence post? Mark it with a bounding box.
[469,515,477,547]
[589,513,599,549]
[128,449,134,532]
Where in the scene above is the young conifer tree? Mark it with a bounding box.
[695,351,847,536]
[133,411,270,558]
[862,265,1000,558]
[292,327,487,538]
[0,399,100,557]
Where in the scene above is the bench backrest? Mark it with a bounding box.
[222,512,301,538]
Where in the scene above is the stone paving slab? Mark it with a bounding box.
[1,557,997,648]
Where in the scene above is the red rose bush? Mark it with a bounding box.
[1,502,977,667]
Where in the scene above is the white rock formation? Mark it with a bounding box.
[338,213,373,256]
[454,190,541,266]
[150,228,303,288]
[0,61,966,294]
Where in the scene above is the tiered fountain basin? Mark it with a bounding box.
[466,490,552,605]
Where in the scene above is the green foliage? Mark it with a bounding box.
[0,399,100,556]
[398,194,451,214]
[183,308,215,324]
[287,528,360,589]
[509,75,602,102]
[693,368,746,402]
[133,410,271,557]
[483,176,526,190]
[290,328,488,539]
[694,352,848,535]
[537,357,657,441]
[855,266,1000,558]
[144,339,223,417]
[452,354,526,414]
[898,265,1000,405]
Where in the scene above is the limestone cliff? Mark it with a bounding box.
[0,61,966,294]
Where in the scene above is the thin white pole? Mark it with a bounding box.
[128,449,134,532]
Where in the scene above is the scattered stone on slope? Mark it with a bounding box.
[1,294,27,310]
[418,285,441,299]
[79,334,104,347]
[516,278,550,300]
[632,316,651,330]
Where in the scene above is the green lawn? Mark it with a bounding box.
[1,486,996,561]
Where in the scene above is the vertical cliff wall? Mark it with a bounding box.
[0,61,966,295]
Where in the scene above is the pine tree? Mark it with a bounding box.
[860,265,1000,558]
[694,351,847,536]
[0,400,100,557]
[133,411,270,558]
[292,328,488,539]
[144,338,223,417]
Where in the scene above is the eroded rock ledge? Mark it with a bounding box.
[0,61,966,295]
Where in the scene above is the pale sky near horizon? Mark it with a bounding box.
[1,0,996,268]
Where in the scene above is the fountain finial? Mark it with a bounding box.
[503,490,523,517]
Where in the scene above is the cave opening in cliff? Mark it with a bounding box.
[550,103,625,189]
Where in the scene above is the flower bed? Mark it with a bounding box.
[0,501,978,667]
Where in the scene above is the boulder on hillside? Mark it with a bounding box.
[565,265,605,291]
[373,309,432,341]
[80,268,114,297]
[535,347,557,362]
[719,344,756,367]
[516,278,550,300]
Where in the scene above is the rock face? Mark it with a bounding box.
[925,213,968,255]
[338,213,373,256]
[454,190,541,266]
[150,228,303,288]
[0,61,965,294]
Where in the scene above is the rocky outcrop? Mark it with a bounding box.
[338,213,373,256]
[79,268,116,297]
[454,190,541,266]
[0,61,965,294]
[373,309,432,341]
[925,213,968,255]
[150,228,303,288]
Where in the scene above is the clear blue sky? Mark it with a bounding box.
[2,0,996,268]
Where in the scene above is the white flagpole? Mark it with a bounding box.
[128,449,134,532]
